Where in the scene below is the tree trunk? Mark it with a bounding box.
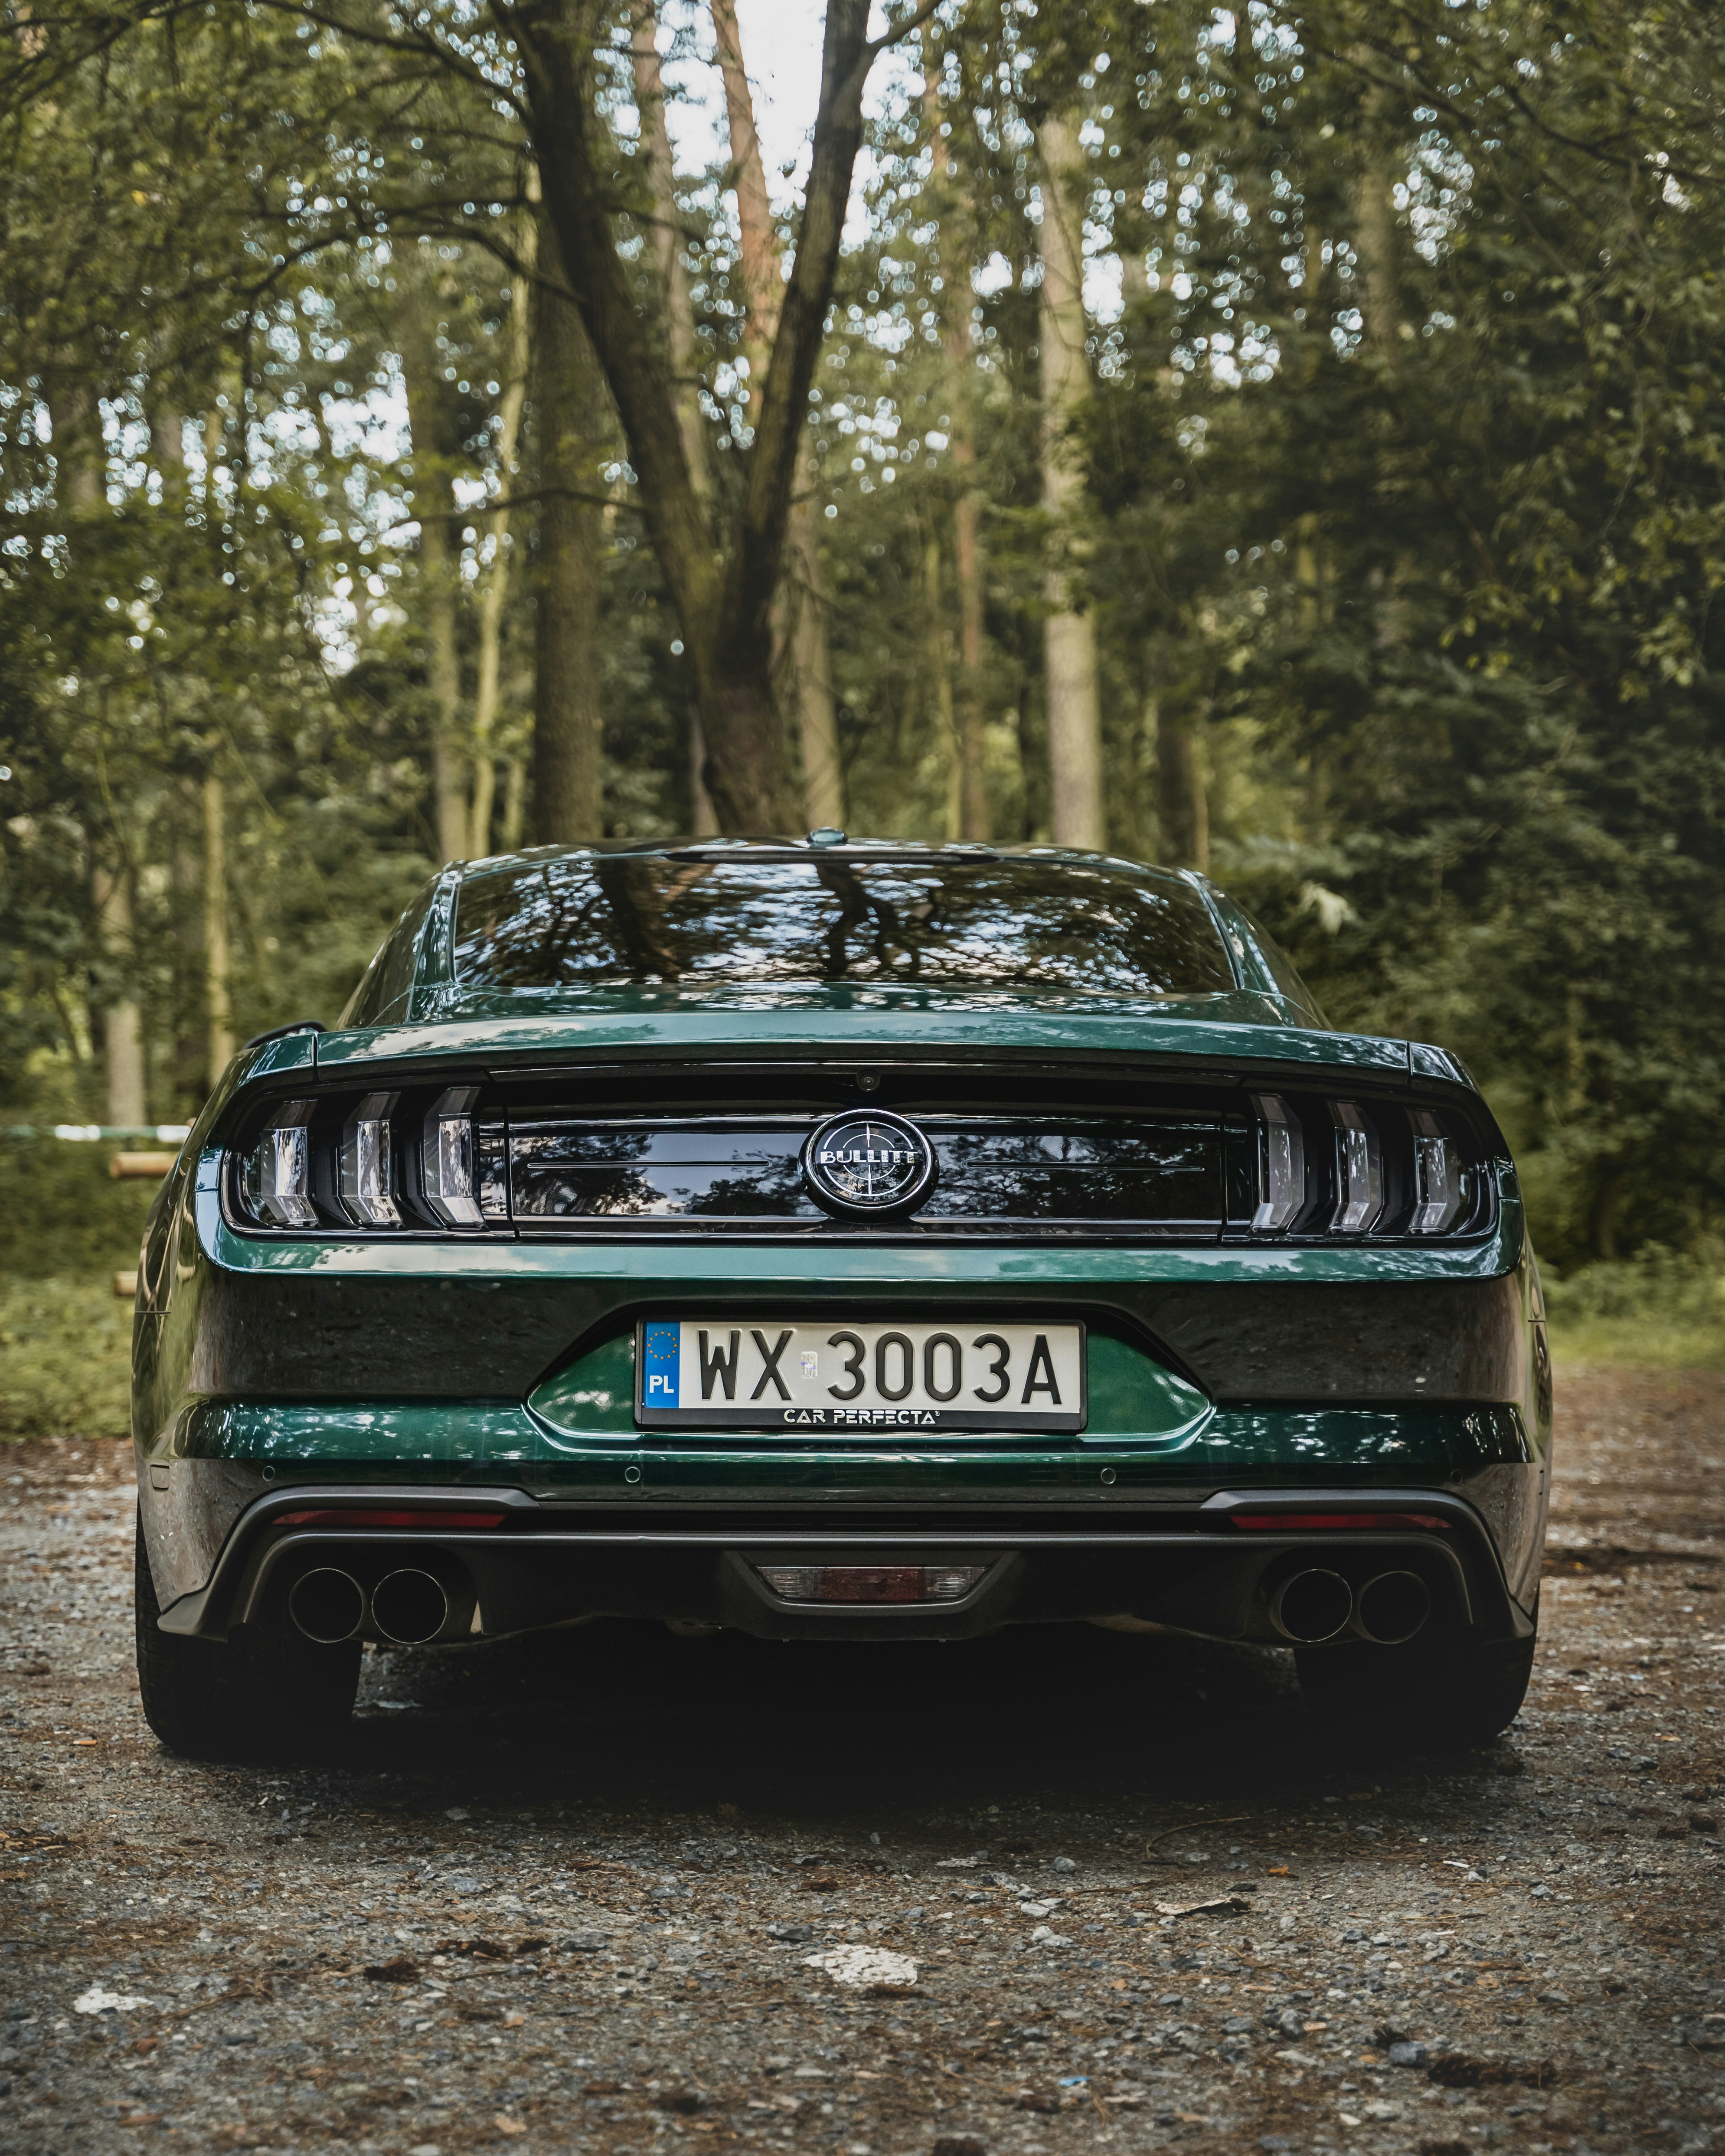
[531,209,605,845]
[150,401,183,485]
[1149,646,1209,871]
[1037,114,1104,851]
[784,497,845,829]
[1352,79,1403,352]
[469,205,536,859]
[923,523,960,836]
[687,708,720,836]
[50,378,102,512]
[512,0,878,835]
[709,0,778,396]
[951,388,988,842]
[93,866,146,1127]
[400,285,469,866]
[1591,1165,1625,1263]
[501,755,528,853]
[711,0,842,832]
[632,10,712,500]
[203,769,235,1084]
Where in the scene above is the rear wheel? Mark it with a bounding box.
[1295,1630,1536,1751]
[135,1516,360,1760]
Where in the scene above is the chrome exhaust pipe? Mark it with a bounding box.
[1351,1569,1431,1646]
[370,1568,457,1646]
[288,1568,366,1644]
[1267,1568,1353,1644]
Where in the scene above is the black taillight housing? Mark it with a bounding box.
[230,1085,508,1234]
[227,1078,1493,1241]
[1232,1092,1486,1240]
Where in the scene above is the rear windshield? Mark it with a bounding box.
[451,853,1238,997]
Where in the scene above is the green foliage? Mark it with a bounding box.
[1545,1242,1725,1370]
[1,0,1722,1282]
[0,1276,134,1442]
[0,1139,160,1277]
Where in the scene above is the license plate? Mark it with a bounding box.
[634,1319,1086,1433]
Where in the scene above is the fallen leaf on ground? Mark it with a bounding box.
[802,1945,918,1993]
[1152,1895,1252,1919]
[74,1986,152,2015]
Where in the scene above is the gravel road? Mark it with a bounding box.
[3,1368,1722,2156]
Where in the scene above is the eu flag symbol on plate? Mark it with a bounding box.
[641,1321,680,1408]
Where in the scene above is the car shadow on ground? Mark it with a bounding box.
[311,1618,1497,1816]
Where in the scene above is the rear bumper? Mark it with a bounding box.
[155,1482,1531,1646]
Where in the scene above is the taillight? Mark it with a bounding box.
[1230,1511,1450,1532]
[340,1093,401,1228]
[1240,1093,1480,1239]
[421,1087,484,1229]
[1250,1093,1304,1231]
[1410,1111,1467,1234]
[232,1082,509,1234]
[245,1101,317,1227]
[275,1508,507,1529]
[1329,1101,1384,1233]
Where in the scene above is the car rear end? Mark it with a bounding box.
[131,842,1549,1755]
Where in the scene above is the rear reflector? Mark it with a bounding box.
[275,1509,507,1530]
[1230,1511,1449,1533]
[755,1563,988,1605]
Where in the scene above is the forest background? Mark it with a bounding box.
[2,0,1723,1439]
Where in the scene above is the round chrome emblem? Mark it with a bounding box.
[803,1111,937,1218]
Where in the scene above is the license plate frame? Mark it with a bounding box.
[634,1317,1087,1434]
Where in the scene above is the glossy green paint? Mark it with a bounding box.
[313,994,1417,1083]
[165,1392,1529,1486]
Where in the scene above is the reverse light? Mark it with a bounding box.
[1330,1101,1383,1233]
[340,1092,401,1228]
[1251,1093,1305,1231]
[422,1087,484,1228]
[245,1101,317,1227]
[755,1563,988,1604]
[1410,1111,1467,1234]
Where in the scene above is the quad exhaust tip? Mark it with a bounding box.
[369,1568,453,1646]
[288,1567,366,1645]
[1268,1568,1353,1644]
[287,1565,471,1645]
[1268,1565,1432,1646]
[1352,1568,1431,1646]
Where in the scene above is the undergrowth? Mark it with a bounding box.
[1543,1242,1725,1369]
[0,1274,134,1441]
[0,1140,156,1441]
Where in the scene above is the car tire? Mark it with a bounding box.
[135,1515,360,1760]
[1295,1631,1536,1751]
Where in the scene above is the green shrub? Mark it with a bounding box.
[0,1137,162,1277]
[0,1274,134,1442]
[1544,1241,1725,1369]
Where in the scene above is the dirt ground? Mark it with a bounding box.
[3,1367,1722,2156]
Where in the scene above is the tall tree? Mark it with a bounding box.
[1037,112,1104,850]
[513,0,923,830]
[530,212,606,846]
[400,265,470,867]
[708,0,845,830]
[469,209,534,860]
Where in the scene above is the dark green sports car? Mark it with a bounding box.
[133,836,1550,1757]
